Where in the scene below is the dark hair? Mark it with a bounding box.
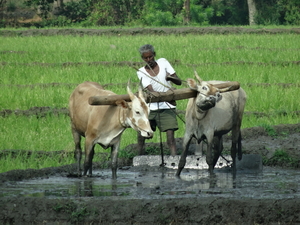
[139,44,155,56]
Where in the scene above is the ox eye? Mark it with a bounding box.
[135,111,140,115]
[202,86,207,91]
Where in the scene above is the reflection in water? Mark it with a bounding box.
[74,179,93,197]
[72,179,124,197]
[111,180,118,196]
[1,167,299,199]
[179,169,235,190]
[84,179,93,197]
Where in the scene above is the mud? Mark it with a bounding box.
[0,122,300,224]
[1,166,300,224]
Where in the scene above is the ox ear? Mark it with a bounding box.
[187,78,198,91]
[194,70,202,84]
[116,100,130,109]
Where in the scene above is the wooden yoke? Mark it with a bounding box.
[89,81,240,106]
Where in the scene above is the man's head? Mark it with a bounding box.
[139,44,155,56]
[139,44,156,68]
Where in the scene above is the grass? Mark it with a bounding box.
[263,149,299,168]
[0,31,299,172]
[0,150,74,172]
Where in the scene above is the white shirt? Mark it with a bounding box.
[137,58,176,111]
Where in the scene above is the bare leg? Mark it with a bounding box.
[137,133,146,155]
[166,129,176,156]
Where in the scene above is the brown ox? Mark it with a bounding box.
[69,81,153,178]
[176,73,247,175]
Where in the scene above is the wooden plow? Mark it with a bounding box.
[89,81,240,105]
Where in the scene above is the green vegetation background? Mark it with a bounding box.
[0,31,299,172]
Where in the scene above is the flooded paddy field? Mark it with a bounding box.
[0,121,299,224]
[0,123,300,224]
[0,164,300,224]
[1,166,299,200]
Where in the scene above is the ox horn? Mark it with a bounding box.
[138,78,146,100]
[127,79,135,100]
[194,70,202,84]
[213,81,240,93]
[218,86,232,93]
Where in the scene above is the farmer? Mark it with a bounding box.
[136,44,182,156]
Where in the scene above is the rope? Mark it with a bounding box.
[131,65,173,89]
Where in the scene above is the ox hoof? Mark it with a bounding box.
[238,154,243,161]
[83,174,92,178]
[66,173,82,178]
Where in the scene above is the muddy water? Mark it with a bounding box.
[1,166,299,200]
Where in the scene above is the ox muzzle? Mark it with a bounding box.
[197,96,217,111]
[140,130,154,139]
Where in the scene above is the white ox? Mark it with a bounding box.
[69,81,153,178]
[176,74,247,175]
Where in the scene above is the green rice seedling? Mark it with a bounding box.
[1,33,299,64]
[0,114,72,151]
[259,123,277,136]
[264,149,299,168]
[0,32,299,173]
[244,85,298,113]
[0,151,72,173]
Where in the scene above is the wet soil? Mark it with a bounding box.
[1,167,300,225]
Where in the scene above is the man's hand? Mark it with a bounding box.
[166,73,182,85]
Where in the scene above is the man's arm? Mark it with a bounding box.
[166,73,182,85]
[145,84,155,92]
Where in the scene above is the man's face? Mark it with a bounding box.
[142,51,156,67]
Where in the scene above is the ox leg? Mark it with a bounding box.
[176,136,192,176]
[237,130,242,160]
[204,134,215,174]
[83,137,95,177]
[231,128,242,172]
[206,142,214,174]
[231,142,237,172]
[111,142,120,179]
[71,127,82,176]
[212,135,223,168]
